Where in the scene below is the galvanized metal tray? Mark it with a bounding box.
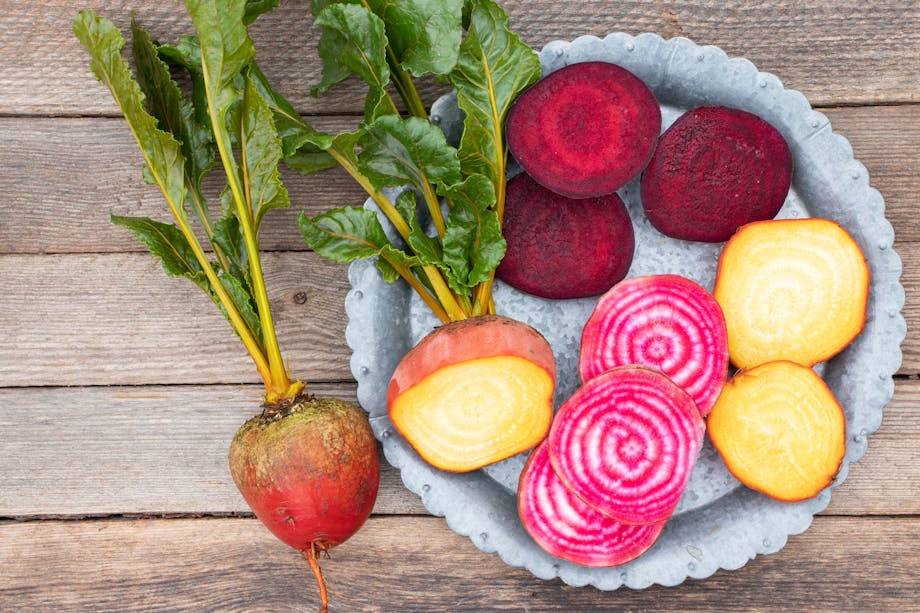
[344,33,906,589]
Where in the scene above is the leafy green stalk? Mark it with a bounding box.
[186,0,298,402]
[72,10,274,390]
[295,0,538,323]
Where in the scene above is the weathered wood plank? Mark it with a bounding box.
[1,378,916,519]
[1,516,916,611]
[0,252,353,387]
[0,382,426,517]
[2,1,917,118]
[2,105,917,254]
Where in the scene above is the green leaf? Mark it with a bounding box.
[73,11,188,222]
[243,0,280,24]
[249,62,333,157]
[397,190,441,267]
[365,0,464,76]
[156,36,211,131]
[225,73,290,231]
[217,272,263,344]
[312,4,394,119]
[446,0,540,187]
[357,115,461,192]
[284,146,339,176]
[298,206,392,262]
[440,175,504,292]
[111,214,209,292]
[376,243,419,283]
[212,214,250,288]
[131,20,216,203]
[186,0,255,113]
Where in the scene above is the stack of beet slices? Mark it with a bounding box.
[518,275,728,566]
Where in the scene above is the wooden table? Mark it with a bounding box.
[2,1,918,610]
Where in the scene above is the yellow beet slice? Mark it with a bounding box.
[389,355,554,472]
[713,218,869,369]
[707,360,846,502]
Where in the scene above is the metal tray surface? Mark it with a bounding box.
[344,33,906,589]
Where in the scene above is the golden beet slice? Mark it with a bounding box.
[714,218,869,369]
[389,355,554,472]
[707,360,846,502]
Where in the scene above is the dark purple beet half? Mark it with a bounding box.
[505,61,661,199]
[497,172,635,300]
[640,105,794,243]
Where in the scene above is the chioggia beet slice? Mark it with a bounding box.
[387,315,556,472]
[713,218,869,369]
[518,441,666,567]
[506,61,661,198]
[640,105,793,242]
[707,360,846,502]
[497,172,635,299]
[548,366,705,524]
[579,274,728,415]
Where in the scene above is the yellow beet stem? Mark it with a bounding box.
[707,360,846,502]
[390,356,554,472]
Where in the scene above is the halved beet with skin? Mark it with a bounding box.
[506,61,662,199]
[579,274,729,415]
[496,172,635,299]
[549,366,705,525]
[640,105,793,242]
[518,441,666,567]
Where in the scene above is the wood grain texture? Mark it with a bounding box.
[0,383,425,518]
[1,515,917,611]
[2,245,917,388]
[1,106,917,254]
[2,1,917,117]
[1,378,916,519]
[0,252,353,387]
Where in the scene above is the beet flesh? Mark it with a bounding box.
[640,105,793,243]
[518,441,666,567]
[228,396,380,552]
[579,274,729,415]
[506,61,661,199]
[496,172,635,299]
[548,366,704,525]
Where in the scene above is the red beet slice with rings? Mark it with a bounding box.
[506,61,662,199]
[548,366,705,525]
[518,440,666,567]
[496,172,635,299]
[640,105,793,243]
[579,274,729,416]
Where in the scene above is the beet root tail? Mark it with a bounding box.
[304,543,330,613]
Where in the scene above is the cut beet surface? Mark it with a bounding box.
[518,441,666,567]
[579,274,729,415]
[496,172,635,299]
[506,61,662,199]
[548,366,705,525]
[640,105,793,243]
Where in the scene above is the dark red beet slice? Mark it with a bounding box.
[496,172,635,299]
[640,105,793,242]
[506,61,661,199]
[579,274,729,415]
[548,366,704,525]
[518,441,666,567]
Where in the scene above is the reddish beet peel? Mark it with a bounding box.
[579,274,729,415]
[506,61,661,199]
[497,172,635,299]
[549,366,705,525]
[640,105,793,242]
[519,441,666,567]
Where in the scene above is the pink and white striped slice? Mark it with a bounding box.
[579,274,729,415]
[548,366,705,525]
[518,441,666,567]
